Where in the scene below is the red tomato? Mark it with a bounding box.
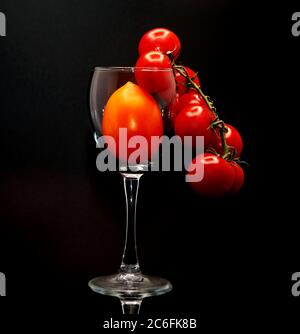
[168,92,206,129]
[102,82,163,162]
[138,28,181,60]
[135,51,173,93]
[174,104,215,149]
[187,153,235,197]
[213,124,243,157]
[230,163,245,193]
[175,66,200,95]
[177,91,205,112]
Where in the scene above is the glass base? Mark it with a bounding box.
[88,272,172,300]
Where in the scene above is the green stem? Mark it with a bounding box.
[173,64,232,159]
[220,124,230,157]
[173,65,217,115]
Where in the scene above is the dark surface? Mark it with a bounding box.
[0,0,299,329]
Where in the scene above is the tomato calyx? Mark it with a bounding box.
[166,50,175,63]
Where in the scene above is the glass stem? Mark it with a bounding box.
[120,173,143,273]
[120,299,142,314]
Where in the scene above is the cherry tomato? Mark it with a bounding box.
[174,104,215,149]
[138,28,181,60]
[168,92,206,129]
[177,91,205,112]
[135,51,173,93]
[213,124,243,157]
[175,66,200,95]
[102,81,163,162]
[230,163,245,193]
[187,153,235,197]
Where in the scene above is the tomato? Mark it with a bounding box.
[138,28,181,60]
[187,153,235,197]
[135,51,173,93]
[230,163,244,193]
[213,124,243,157]
[175,66,200,95]
[102,81,163,162]
[177,91,205,112]
[168,92,206,129]
[174,104,215,149]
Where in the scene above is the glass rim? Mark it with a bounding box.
[94,66,173,72]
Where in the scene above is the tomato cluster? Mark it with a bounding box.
[103,27,245,197]
[136,27,245,197]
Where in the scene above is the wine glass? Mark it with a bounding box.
[88,67,176,314]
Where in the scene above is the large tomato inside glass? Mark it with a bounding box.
[102,81,163,162]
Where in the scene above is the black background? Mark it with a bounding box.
[0,0,299,330]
